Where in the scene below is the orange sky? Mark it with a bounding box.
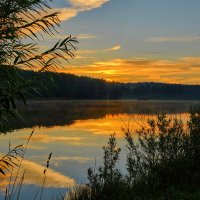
[23,0,200,84]
[56,56,200,84]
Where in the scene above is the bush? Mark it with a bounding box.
[67,106,200,200]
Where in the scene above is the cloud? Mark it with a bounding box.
[54,156,93,163]
[147,36,200,43]
[78,34,96,39]
[0,174,10,191]
[52,156,93,167]
[0,159,75,191]
[55,8,78,21]
[69,0,109,11]
[21,0,109,37]
[17,134,82,144]
[59,57,200,84]
[19,8,78,37]
[180,57,200,62]
[107,45,121,51]
[27,145,45,150]
[21,160,75,188]
[77,49,98,54]
[53,0,109,22]
[76,45,121,56]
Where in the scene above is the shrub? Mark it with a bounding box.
[67,106,200,200]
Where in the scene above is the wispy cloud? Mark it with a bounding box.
[54,156,92,163]
[54,8,78,21]
[27,145,45,150]
[147,36,200,43]
[23,0,109,36]
[21,160,75,188]
[50,33,96,41]
[52,156,93,167]
[54,0,109,22]
[76,45,121,56]
[77,49,98,54]
[107,45,121,51]
[59,57,200,84]
[78,34,96,39]
[69,0,109,11]
[180,57,200,62]
[0,159,74,190]
[17,134,82,144]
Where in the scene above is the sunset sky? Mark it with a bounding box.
[42,0,200,84]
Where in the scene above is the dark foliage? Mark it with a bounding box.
[12,68,200,100]
[0,66,196,101]
[0,0,78,133]
[66,134,132,200]
[67,106,200,200]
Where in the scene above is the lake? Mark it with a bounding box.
[0,100,199,199]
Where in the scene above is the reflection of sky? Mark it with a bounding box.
[33,0,200,84]
[0,112,189,199]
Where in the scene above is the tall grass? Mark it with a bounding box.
[66,105,200,200]
[0,131,53,200]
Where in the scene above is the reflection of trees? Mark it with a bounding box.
[9,100,195,130]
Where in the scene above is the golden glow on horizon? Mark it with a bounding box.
[105,78,113,82]
[56,57,200,84]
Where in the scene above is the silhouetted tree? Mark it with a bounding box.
[0,0,78,132]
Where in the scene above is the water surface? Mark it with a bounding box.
[0,100,199,199]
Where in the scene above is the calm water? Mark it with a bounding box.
[0,100,199,199]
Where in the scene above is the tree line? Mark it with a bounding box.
[9,67,200,100]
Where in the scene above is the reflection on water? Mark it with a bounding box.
[0,100,199,199]
[11,100,198,129]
